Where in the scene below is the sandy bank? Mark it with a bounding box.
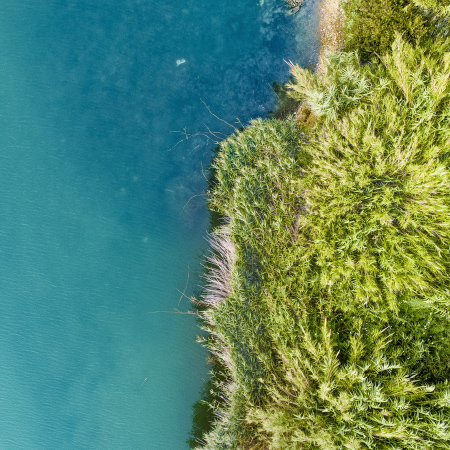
[317,0,345,73]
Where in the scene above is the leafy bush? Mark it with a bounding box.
[248,319,450,449]
[412,0,450,12]
[287,52,372,121]
[342,0,431,60]
[288,36,450,312]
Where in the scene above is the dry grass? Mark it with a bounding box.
[317,0,346,74]
[201,224,235,307]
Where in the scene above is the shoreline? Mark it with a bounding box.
[316,0,345,73]
[192,2,450,449]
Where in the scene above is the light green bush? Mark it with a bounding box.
[288,52,372,121]
[288,35,450,312]
[248,319,450,449]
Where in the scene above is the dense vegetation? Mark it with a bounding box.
[342,0,431,61]
[191,1,450,448]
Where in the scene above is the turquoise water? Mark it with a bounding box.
[0,1,319,449]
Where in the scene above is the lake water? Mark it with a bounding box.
[0,1,319,449]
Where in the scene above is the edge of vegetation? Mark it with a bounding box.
[189,1,450,448]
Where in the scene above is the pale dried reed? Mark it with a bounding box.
[201,222,236,307]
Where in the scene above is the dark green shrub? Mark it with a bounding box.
[343,0,431,60]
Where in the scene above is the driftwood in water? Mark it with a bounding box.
[286,0,304,14]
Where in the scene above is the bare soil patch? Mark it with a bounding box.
[317,0,346,74]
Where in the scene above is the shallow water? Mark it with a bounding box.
[0,1,319,449]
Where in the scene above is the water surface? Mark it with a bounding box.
[0,1,319,448]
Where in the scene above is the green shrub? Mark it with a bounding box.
[288,36,450,312]
[248,318,450,449]
[343,0,431,60]
[288,52,372,121]
[209,118,307,218]
[412,0,450,12]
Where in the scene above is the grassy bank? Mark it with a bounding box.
[191,1,450,448]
